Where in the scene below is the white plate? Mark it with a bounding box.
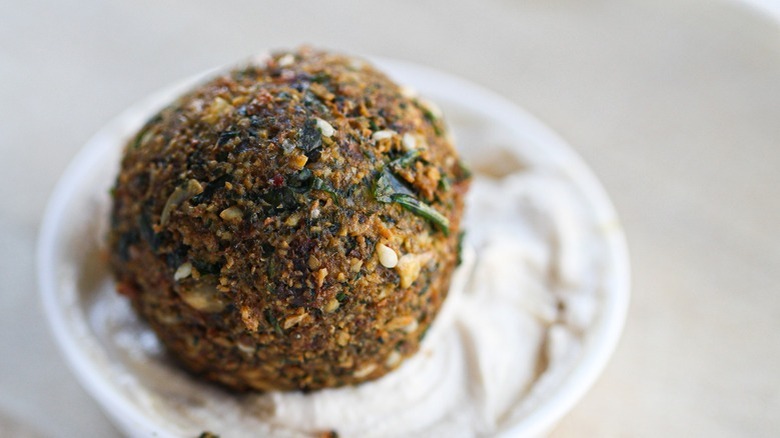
[37,57,629,437]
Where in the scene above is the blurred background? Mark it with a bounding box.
[1,0,778,436]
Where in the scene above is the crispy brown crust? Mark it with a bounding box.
[108,48,470,391]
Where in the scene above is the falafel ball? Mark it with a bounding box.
[108,48,470,391]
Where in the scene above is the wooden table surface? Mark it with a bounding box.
[1,0,777,436]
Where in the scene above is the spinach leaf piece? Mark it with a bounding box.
[373,168,449,235]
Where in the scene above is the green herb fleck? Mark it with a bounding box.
[312,177,340,203]
[391,194,449,235]
[298,118,322,154]
[132,115,161,149]
[264,309,283,335]
[311,72,330,84]
[336,292,347,302]
[266,257,277,278]
[438,175,451,192]
[389,150,421,169]
[132,128,152,149]
[374,168,414,203]
[373,168,449,235]
[160,179,204,225]
[456,231,466,266]
[421,108,442,136]
[457,159,472,180]
[288,169,314,193]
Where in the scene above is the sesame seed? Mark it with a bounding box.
[385,351,402,368]
[174,262,192,281]
[402,133,417,150]
[353,363,377,379]
[396,252,433,288]
[282,312,308,330]
[237,342,255,354]
[348,59,365,71]
[323,297,340,313]
[372,129,397,141]
[278,54,295,67]
[284,212,302,227]
[386,315,417,332]
[220,206,243,221]
[403,318,419,333]
[376,243,398,268]
[180,283,225,312]
[247,51,272,67]
[419,98,443,118]
[399,85,418,98]
[315,117,335,137]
